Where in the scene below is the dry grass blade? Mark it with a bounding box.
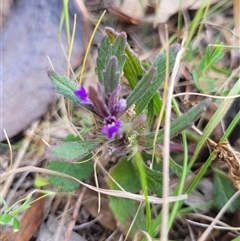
[198,190,240,241]
[0,166,187,204]
[231,0,240,67]
[0,121,39,199]
[64,186,87,241]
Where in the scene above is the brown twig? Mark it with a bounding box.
[64,186,87,241]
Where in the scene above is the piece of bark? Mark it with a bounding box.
[0,0,88,141]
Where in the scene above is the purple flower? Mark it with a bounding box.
[74,86,92,105]
[101,116,122,138]
[74,83,126,139]
[113,99,127,117]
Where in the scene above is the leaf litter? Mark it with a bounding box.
[1,0,240,241]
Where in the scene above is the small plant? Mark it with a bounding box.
[2,25,240,240]
[0,190,55,232]
[46,27,212,238]
[192,42,226,93]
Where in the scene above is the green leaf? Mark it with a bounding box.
[0,196,8,209]
[126,67,156,109]
[105,27,145,89]
[231,237,240,241]
[108,196,146,237]
[196,43,224,79]
[192,69,200,90]
[133,161,163,197]
[170,157,185,177]
[106,157,141,192]
[102,56,120,94]
[127,44,180,115]
[210,51,224,65]
[34,176,49,187]
[48,71,79,103]
[198,56,206,73]
[138,98,211,147]
[147,99,155,127]
[96,31,126,86]
[96,36,111,84]
[151,44,180,83]
[106,158,145,237]
[13,217,20,232]
[46,138,103,162]
[48,71,94,112]
[208,43,224,65]
[0,213,13,224]
[213,169,240,212]
[106,32,126,74]
[152,92,163,114]
[48,157,93,191]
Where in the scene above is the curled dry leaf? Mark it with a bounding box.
[111,0,219,24]
[211,141,240,190]
[110,0,148,24]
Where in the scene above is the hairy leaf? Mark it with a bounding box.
[48,158,93,191]
[126,67,156,109]
[106,158,145,236]
[138,98,211,147]
[106,32,126,74]
[132,158,163,197]
[48,71,94,112]
[143,165,162,197]
[96,31,126,87]
[46,138,103,162]
[126,44,180,115]
[96,36,111,84]
[48,70,79,102]
[213,170,240,212]
[102,56,120,94]
[105,27,145,89]
[152,43,180,83]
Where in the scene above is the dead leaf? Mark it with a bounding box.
[82,189,116,231]
[37,216,87,241]
[211,141,240,190]
[111,0,219,24]
[110,0,148,24]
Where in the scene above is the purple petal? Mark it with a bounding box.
[117,84,121,91]
[101,117,122,138]
[113,99,127,117]
[116,99,127,112]
[74,85,88,98]
[74,86,92,104]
